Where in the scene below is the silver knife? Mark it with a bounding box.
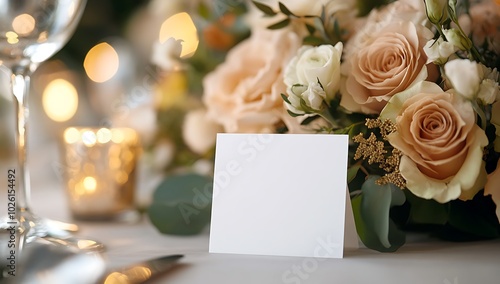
[98,254,184,284]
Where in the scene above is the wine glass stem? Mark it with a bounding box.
[11,68,33,213]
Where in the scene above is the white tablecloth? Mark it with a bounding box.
[28,177,500,284]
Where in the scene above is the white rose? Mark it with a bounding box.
[423,37,458,64]
[182,109,223,155]
[444,59,499,104]
[478,79,500,105]
[286,82,326,114]
[443,28,472,51]
[478,65,500,104]
[444,59,481,100]
[284,43,343,100]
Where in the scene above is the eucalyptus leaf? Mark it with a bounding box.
[303,35,325,46]
[359,176,406,251]
[313,17,329,41]
[267,18,290,29]
[305,23,316,35]
[148,173,214,235]
[278,2,296,16]
[252,1,277,16]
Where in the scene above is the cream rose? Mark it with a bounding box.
[202,28,301,133]
[286,82,327,114]
[340,20,436,114]
[444,59,500,104]
[423,37,458,65]
[380,81,488,203]
[284,43,343,100]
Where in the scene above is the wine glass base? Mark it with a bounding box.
[45,219,80,233]
[1,210,104,259]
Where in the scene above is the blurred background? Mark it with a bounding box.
[0,0,250,205]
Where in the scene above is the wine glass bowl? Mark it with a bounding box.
[0,0,84,69]
[0,0,103,253]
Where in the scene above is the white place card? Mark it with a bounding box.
[209,133,358,259]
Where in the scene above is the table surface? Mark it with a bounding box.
[23,176,500,284]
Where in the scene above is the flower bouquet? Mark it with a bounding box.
[148,0,500,252]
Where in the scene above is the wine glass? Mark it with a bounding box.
[0,0,102,251]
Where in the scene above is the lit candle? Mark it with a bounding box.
[61,127,140,220]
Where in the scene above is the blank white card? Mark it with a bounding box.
[209,134,357,258]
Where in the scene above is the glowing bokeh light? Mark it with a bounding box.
[84,42,120,83]
[159,12,199,58]
[42,79,78,122]
[83,176,97,193]
[6,31,19,44]
[12,14,36,35]
[64,127,80,144]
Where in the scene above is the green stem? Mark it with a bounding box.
[471,100,487,130]
[318,107,336,127]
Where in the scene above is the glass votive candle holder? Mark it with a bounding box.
[61,127,140,221]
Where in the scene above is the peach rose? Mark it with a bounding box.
[202,28,301,133]
[380,81,488,203]
[182,109,223,155]
[342,0,428,59]
[340,20,436,114]
[458,0,500,54]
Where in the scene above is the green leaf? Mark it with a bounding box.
[358,176,406,251]
[252,1,277,16]
[447,196,500,239]
[197,2,211,20]
[405,191,448,225]
[316,78,324,90]
[148,173,213,235]
[278,2,296,16]
[347,164,361,183]
[356,0,390,17]
[347,122,367,139]
[267,18,290,30]
[305,23,316,35]
[313,17,328,41]
[300,115,320,126]
[287,109,302,117]
[281,93,291,104]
